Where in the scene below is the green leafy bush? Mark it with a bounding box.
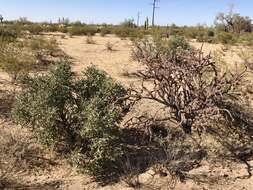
[114,27,144,40]
[43,24,60,33]
[237,33,253,46]
[24,24,43,35]
[207,30,215,37]
[152,35,191,57]
[0,28,17,43]
[68,26,97,36]
[12,61,128,182]
[216,31,237,44]
[196,32,215,43]
[167,35,191,50]
[100,27,113,37]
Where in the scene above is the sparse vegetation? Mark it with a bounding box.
[68,25,97,36]
[0,3,253,190]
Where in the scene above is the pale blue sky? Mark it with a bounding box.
[0,0,252,26]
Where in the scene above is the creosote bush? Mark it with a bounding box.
[0,42,35,82]
[0,28,18,43]
[12,61,128,182]
[68,25,97,36]
[167,35,190,51]
[100,26,113,37]
[216,31,236,44]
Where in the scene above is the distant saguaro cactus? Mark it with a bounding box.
[0,15,3,23]
[144,17,149,30]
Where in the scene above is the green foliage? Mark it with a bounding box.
[114,27,146,40]
[24,24,43,35]
[237,33,253,46]
[43,24,61,33]
[196,31,215,43]
[152,35,191,56]
[215,11,252,33]
[12,61,128,181]
[120,19,136,28]
[216,31,237,44]
[167,35,191,50]
[100,27,113,37]
[144,17,149,30]
[68,25,97,36]
[0,28,17,43]
[133,35,191,63]
[28,36,58,54]
[207,30,215,37]
[58,26,68,33]
[0,42,35,81]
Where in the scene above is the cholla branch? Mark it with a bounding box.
[130,39,246,134]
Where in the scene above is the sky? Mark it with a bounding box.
[0,0,252,26]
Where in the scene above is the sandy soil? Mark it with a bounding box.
[58,34,141,87]
[0,34,252,190]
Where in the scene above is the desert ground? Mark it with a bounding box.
[0,33,253,190]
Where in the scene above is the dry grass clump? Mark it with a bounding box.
[0,125,57,189]
[0,42,35,82]
[237,47,253,70]
[105,41,115,51]
[86,35,96,44]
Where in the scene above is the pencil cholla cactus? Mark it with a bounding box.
[131,38,246,134]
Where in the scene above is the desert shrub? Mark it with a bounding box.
[100,27,113,37]
[68,25,97,36]
[183,27,199,39]
[196,32,215,43]
[145,35,191,58]
[26,36,59,66]
[216,31,237,44]
[58,26,68,33]
[12,61,128,182]
[237,33,253,46]
[2,24,22,37]
[24,24,43,35]
[0,28,17,43]
[114,27,131,39]
[0,42,35,82]
[43,24,60,33]
[132,38,246,134]
[29,36,58,53]
[207,30,215,37]
[114,27,144,40]
[167,35,190,51]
